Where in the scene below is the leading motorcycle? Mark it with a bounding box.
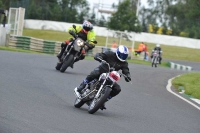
[74,58,131,114]
[55,25,97,72]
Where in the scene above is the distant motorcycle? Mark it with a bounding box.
[151,50,160,67]
[74,58,131,114]
[55,25,97,72]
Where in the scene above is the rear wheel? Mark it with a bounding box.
[60,54,74,72]
[88,87,111,114]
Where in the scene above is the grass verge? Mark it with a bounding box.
[23,28,200,62]
[172,72,200,99]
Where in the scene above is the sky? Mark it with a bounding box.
[87,0,148,9]
[87,0,148,20]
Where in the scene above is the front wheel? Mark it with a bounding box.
[60,54,74,72]
[88,87,112,114]
[152,57,156,67]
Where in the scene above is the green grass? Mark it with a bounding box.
[172,72,200,99]
[23,28,200,62]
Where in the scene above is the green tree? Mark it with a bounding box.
[98,15,106,27]
[108,0,141,32]
[140,0,200,38]
[0,0,5,8]
[61,0,90,23]
[88,12,97,25]
[1,0,18,10]
[27,0,42,19]
[8,0,90,23]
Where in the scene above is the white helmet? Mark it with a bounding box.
[116,45,129,62]
[156,44,160,47]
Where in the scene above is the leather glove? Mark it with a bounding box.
[125,75,131,82]
[85,42,95,49]
[69,30,75,36]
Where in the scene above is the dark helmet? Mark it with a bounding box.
[82,20,93,31]
[116,45,129,62]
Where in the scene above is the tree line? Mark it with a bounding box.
[0,0,200,39]
[140,0,200,39]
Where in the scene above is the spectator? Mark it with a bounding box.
[134,42,145,56]
[143,44,148,61]
[111,41,117,48]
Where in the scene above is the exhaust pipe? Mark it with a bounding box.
[74,87,81,99]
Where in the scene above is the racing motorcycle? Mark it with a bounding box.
[151,50,160,67]
[55,25,97,72]
[74,58,131,114]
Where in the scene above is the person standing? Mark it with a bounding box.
[143,44,148,61]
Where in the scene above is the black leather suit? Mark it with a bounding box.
[84,51,131,97]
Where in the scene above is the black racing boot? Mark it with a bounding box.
[77,79,88,93]
[57,49,65,62]
[100,96,112,110]
[57,43,66,62]
[70,58,79,68]
[70,62,74,69]
[100,104,106,110]
[57,52,62,59]
[159,57,162,64]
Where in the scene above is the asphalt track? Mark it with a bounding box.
[0,50,200,133]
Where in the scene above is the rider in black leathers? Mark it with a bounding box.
[76,45,131,110]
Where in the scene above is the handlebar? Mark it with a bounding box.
[97,57,132,84]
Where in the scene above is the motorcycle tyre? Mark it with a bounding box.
[152,57,156,67]
[60,54,74,73]
[88,87,111,114]
[155,57,159,67]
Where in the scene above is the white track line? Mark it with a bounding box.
[166,76,200,111]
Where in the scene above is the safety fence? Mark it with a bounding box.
[168,62,193,71]
[8,35,61,54]
[8,35,147,61]
[0,26,6,45]
[8,35,105,56]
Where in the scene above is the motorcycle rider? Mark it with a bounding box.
[57,20,97,68]
[150,44,162,64]
[75,45,132,110]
